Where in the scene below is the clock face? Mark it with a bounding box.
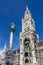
[24,38,30,49]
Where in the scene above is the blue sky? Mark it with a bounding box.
[0,0,43,57]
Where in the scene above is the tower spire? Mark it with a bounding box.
[26,6,29,11]
[24,6,31,20]
[3,42,7,54]
[4,42,6,49]
[2,43,7,59]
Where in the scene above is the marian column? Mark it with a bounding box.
[10,23,15,50]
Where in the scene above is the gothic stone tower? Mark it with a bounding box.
[20,6,38,65]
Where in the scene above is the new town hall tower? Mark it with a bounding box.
[20,6,38,65]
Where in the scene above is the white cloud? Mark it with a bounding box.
[0,49,3,59]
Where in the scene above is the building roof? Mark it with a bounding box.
[13,49,20,54]
[37,41,43,47]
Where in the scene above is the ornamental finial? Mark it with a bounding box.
[11,23,15,29]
